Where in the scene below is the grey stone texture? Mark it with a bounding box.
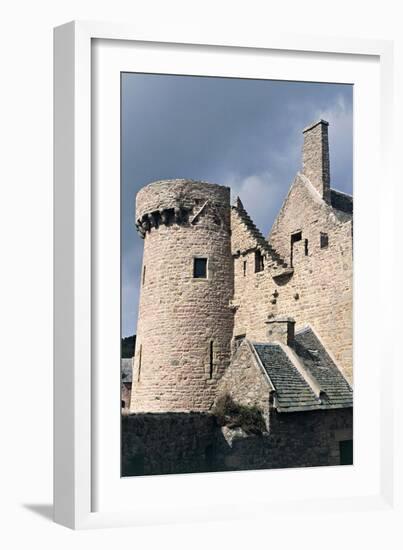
[217,340,272,421]
[215,328,352,417]
[130,122,353,411]
[266,317,295,346]
[130,179,234,412]
[121,358,133,410]
[127,120,353,472]
[233,168,353,383]
[219,407,353,471]
[121,408,352,476]
[302,119,331,202]
[121,413,217,476]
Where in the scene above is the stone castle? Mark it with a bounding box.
[122,120,353,474]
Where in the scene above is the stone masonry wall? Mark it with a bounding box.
[121,408,353,476]
[302,120,331,202]
[232,173,353,383]
[121,383,131,409]
[130,180,234,412]
[217,407,353,471]
[216,340,271,419]
[121,413,217,476]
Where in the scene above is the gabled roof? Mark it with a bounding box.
[293,327,353,408]
[251,328,352,412]
[121,358,133,384]
[253,343,319,411]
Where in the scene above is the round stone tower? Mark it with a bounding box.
[129,179,234,413]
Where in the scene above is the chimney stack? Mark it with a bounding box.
[302,120,330,203]
[265,316,295,347]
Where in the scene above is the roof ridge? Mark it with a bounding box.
[294,326,353,392]
[251,340,352,412]
[252,342,320,411]
[280,342,324,400]
[330,187,352,198]
[294,325,311,335]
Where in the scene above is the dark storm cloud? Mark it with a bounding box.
[122,74,353,336]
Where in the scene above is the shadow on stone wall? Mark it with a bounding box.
[121,408,352,477]
[121,412,222,476]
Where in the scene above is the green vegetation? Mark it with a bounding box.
[121,335,136,358]
[213,394,266,435]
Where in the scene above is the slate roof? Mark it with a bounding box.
[330,189,353,215]
[121,358,133,384]
[253,343,320,411]
[293,327,353,408]
[252,328,352,412]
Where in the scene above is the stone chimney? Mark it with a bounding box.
[302,120,330,203]
[265,316,295,346]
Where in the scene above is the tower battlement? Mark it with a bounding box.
[135,179,230,238]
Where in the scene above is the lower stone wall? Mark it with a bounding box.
[121,408,353,476]
[121,413,217,476]
[217,408,353,471]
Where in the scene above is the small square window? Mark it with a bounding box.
[290,231,302,267]
[291,231,302,244]
[255,250,264,273]
[194,257,207,278]
[320,232,329,248]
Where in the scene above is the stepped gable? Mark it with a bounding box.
[232,196,293,278]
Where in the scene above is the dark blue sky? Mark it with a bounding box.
[121,74,353,337]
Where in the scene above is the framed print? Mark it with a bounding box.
[54,21,397,530]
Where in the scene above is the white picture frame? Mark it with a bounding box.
[54,21,398,531]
